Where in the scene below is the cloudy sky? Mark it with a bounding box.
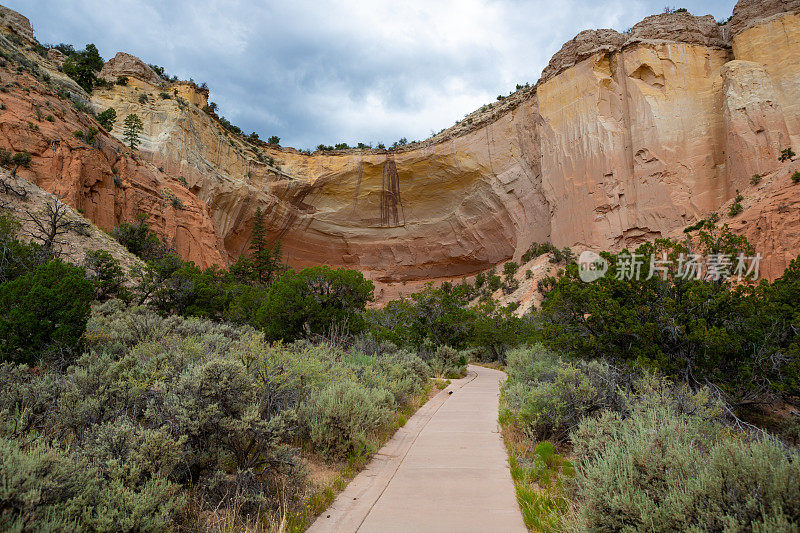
[10,0,735,148]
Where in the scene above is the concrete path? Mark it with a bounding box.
[308,365,525,533]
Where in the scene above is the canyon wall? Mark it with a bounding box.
[0,29,227,266]
[1,0,799,285]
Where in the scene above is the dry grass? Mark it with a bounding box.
[500,414,577,532]
[431,377,451,391]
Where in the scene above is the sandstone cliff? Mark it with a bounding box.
[0,31,227,267]
[99,52,163,87]
[0,0,798,294]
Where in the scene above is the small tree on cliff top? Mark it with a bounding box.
[62,43,104,92]
[123,113,144,150]
[250,207,283,285]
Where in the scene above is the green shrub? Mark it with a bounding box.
[434,344,459,365]
[503,344,727,446]
[504,362,615,442]
[425,345,467,379]
[146,356,300,486]
[522,242,556,263]
[85,301,256,354]
[0,212,40,284]
[537,234,800,404]
[570,406,800,531]
[502,345,627,442]
[779,147,795,161]
[729,191,744,216]
[298,381,393,459]
[255,266,374,342]
[383,349,431,385]
[84,249,128,301]
[3,151,31,176]
[54,308,307,515]
[521,242,574,264]
[502,277,520,295]
[0,259,94,364]
[0,435,186,532]
[486,269,502,291]
[793,171,800,184]
[503,261,519,277]
[112,214,165,260]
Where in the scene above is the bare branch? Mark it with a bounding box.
[22,197,77,255]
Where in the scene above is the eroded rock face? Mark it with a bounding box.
[722,60,790,191]
[539,40,731,251]
[80,0,800,284]
[727,164,800,280]
[0,5,34,44]
[1,0,798,288]
[99,52,164,87]
[270,103,550,281]
[731,9,800,145]
[540,29,625,84]
[665,161,800,281]
[91,80,550,280]
[0,60,226,268]
[729,0,800,35]
[46,48,64,66]
[626,12,727,47]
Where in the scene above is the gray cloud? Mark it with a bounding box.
[7,0,736,148]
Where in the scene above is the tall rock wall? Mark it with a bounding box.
[537,39,732,250]
[721,60,790,188]
[731,10,800,144]
[85,0,800,283]
[0,0,798,286]
[0,33,227,267]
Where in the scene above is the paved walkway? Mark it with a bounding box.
[308,365,525,533]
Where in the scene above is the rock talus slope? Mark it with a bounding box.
[0,0,799,288]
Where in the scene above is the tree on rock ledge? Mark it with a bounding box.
[123,113,144,150]
[250,207,283,285]
[97,107,117,131]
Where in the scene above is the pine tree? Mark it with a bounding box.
[97,107,117,131]
[61,43,104,92]
[123,113,144,150]
[250,207,283,284]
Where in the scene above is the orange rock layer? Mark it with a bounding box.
[0,0,798,286]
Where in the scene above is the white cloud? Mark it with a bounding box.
[7,0,737,148]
